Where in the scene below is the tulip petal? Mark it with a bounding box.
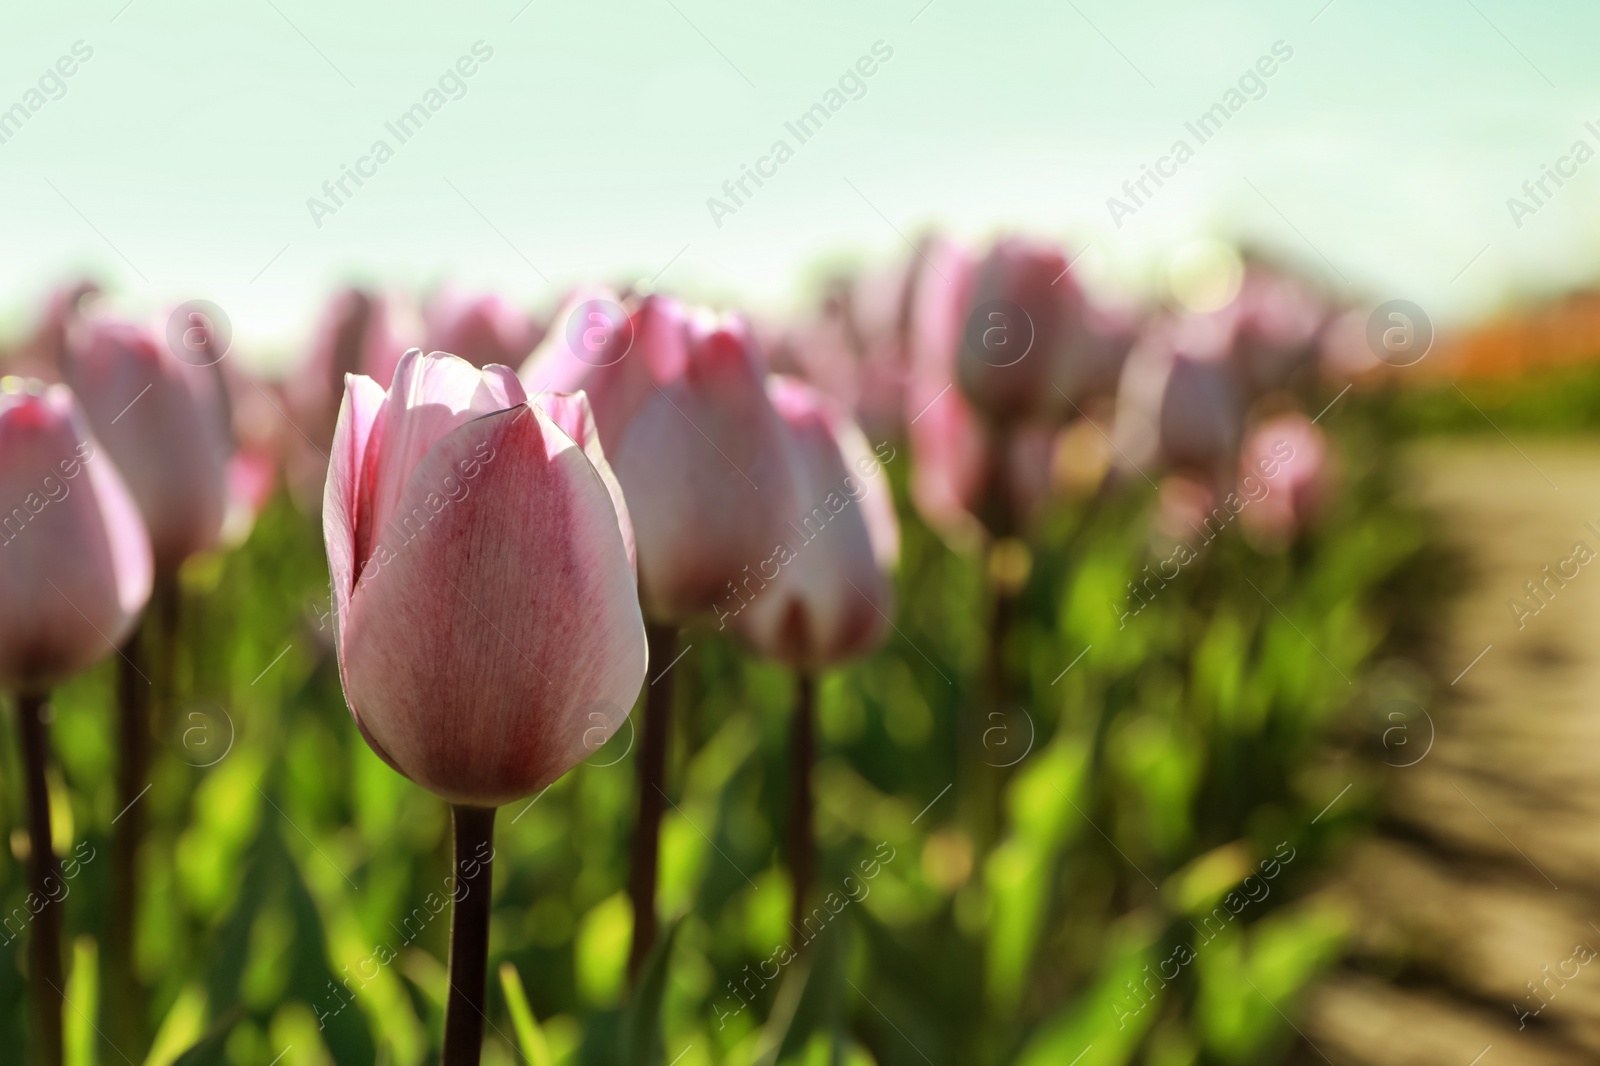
[0,384,152,690]
[362,350,527,569]
[341,400,646,806]
[535,390,636,574]
[323,373,387,617]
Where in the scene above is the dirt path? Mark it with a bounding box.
[1304,440,1600,1065]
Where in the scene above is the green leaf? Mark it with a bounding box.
[500,961,556,1066]
[620,918,681,1066]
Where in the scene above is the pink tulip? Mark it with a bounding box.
[521,292,794,624]
[323,349,645,807]
[767,262,920,443]
[7,281,100,383]
[1240,413,1330,541]
[291,288,415,445]
[0,379,151,690]
[905,239,1079,542]
[729,376,899,670]
[1229,264,1328,395]
[63,314,232,572]
[424,285,545,370]
[957,237,1078,421]
[1113,313,1244,483]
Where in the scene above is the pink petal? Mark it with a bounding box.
[340,401,645,806]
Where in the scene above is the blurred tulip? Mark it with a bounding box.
[905,238,997,545]
[64,314,232,573]
[7,280,100,383]
[522,291,793,624]
[1230,263,1329,395]
[731,376,899,670]
[0,377,152,1066]
[909,235,1124,428]
[522,289,792,977]
[1114,313,1245,483]
[727,376,898,941]
[63,309,234,1052]
[424,285,545,370]
[290,288,415,444]
[1240,413,1330,541]
[767,260,921,442]
[957,237,1077,421]
[324,349,644,805]
[0,378,152,689]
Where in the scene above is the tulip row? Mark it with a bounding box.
[0,232,1357,1064]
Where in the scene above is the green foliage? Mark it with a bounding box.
[0,405,1436,1064]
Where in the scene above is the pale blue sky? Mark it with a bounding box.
[1,0,1597,363]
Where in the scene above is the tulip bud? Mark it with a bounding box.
[8,281,99,383]
[424,285,545,370]
[1240,413,1330,541]
[905,239,1075,544]
[1114,313,1244,482]
[956,238,1079,421]
[1230,265,1328,395]
[0,379,152,690]
[323,350,646,806]
[64,314,232,572]
[730,377,898,670]
[294,289,416,435]
[522,292,794,624]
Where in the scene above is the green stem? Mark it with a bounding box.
[442,804,496,1066]
[17,690,63,1066]
[627,621,678,980]
[787,672,817,944]
[107,629,148,1041]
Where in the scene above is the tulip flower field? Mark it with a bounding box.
[0,246,1445,1066]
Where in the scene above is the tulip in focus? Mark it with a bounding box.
[0,378,152,1066]
[325,349,645,805]
[324,349,645,1061]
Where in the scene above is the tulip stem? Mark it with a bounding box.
[786,672,817,945]
[16,690,64,1066]
[627,621,678,981]
[442,804,496,1066]
[107,625,150,1055]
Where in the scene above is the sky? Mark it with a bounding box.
[1,0,1598,365]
